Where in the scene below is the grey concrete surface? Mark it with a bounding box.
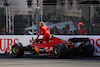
[0,55,100,67]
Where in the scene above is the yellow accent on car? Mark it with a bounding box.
[35,47,39,53]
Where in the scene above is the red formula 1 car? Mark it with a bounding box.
[11,36,93,58]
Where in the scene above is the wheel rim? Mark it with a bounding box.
[12,47,17,54]
[12,45,19,57]
[54,48,58,55]
[53,46,61,58]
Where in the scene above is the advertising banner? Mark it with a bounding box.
[0,35,100,56]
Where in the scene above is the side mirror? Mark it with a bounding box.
[32,37,34,40]
[30,39,33,43]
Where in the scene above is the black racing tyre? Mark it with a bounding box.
[85,45,93,56]
[52,44,67,58]
[79,44,93,57]
[12,42,24,57]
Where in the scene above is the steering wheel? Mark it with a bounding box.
[34,39,40,43]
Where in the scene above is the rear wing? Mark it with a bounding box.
[69,38,89,42]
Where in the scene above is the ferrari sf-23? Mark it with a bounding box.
[11,36,93,58]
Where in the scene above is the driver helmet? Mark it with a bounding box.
[39,21,44,27]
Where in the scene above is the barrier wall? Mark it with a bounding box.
[0,35,100,56]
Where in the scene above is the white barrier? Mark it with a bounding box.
[0,35,100,56]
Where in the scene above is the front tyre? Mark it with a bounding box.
[12,42,24,57]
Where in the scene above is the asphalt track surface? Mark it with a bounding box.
[0,55,100,67]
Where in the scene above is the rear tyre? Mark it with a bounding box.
[85,45,93,57]
[12,42,24,57]
[52,44,67,58]
[79,44,93,57]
